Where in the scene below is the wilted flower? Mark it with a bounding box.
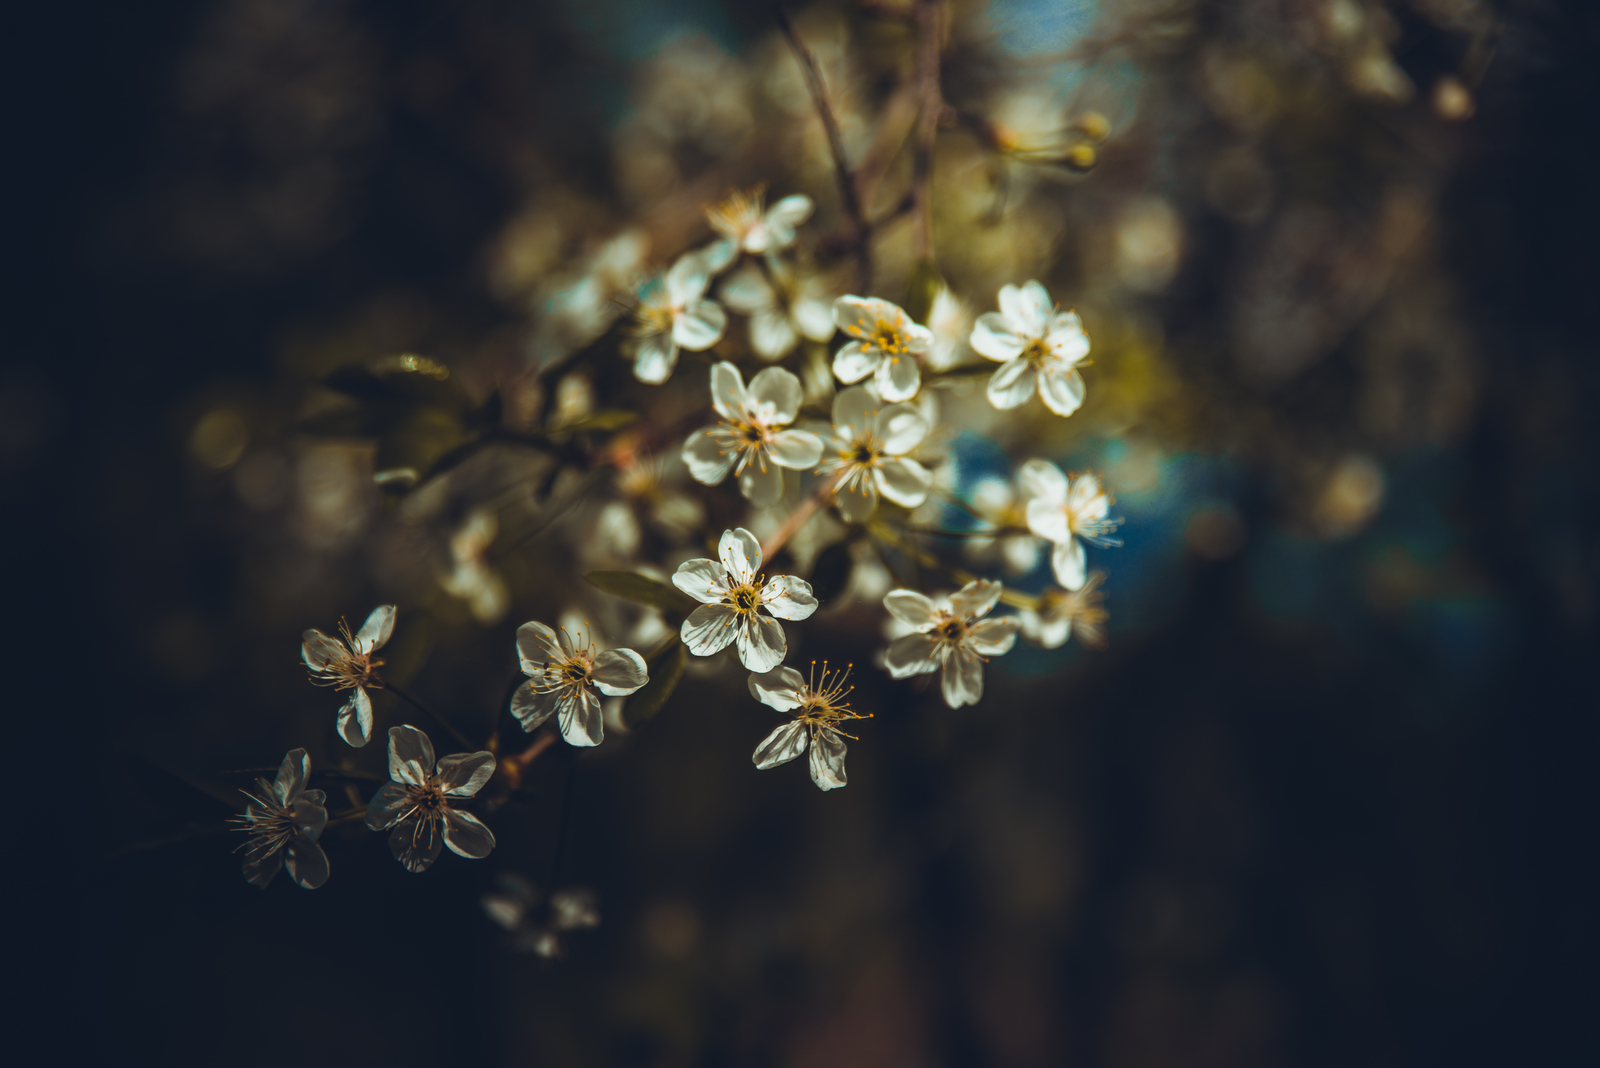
[302,605,394,747]
[440,509,509,623]
[365,725,497,873]
[705,185,814,263]
[970,281,1091,416]
[818,385,933,522]
[1019,460,1122,590]
[1018,572,1109,649]
[831,296,933,402]
[231,748,329,890]
[482,874,601,958]
[882,580,1019,708]
[511,620,648,747]
[673,527,817,671]
[627,252,727,384]
[718,260,835,360]
[748,661,869,791]
[682,362,824,505]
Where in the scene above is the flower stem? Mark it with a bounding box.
[386,681,477,751]
[761,472,842,562]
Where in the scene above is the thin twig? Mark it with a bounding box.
[386,681,477,751]
[761,472,842,561]
[911,0,945,262]
[775,7,872,289]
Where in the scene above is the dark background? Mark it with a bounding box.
[8,1,1597,1065]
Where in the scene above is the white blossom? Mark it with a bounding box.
[672,527,818,671]
[965,474,1045,574]
[749,662,869,791]
[704,185,814,265]
[231,748,329,890]
[718,261,835,360]
[818,385,934,522]
[482,874,601,958]
[1018,572,1109,649]
[627,252,727,384]
[511,620,649,747]
[440,509,509,623]
[970,280,1091,416]
[301,605,395,748]
[1019,460,1123,590]
[681,362,824,505]
[881,580,1019,708]
[365,726,497,873]
[831,296,933,402]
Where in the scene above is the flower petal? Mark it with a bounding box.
[808,729,848,790]
[389,816,444,873]
[356,605,397,653]
[950,579,1003,620]
[516,620,563,672]
[884,633,939,678]
[285,837,330,889]
[794,296,836,342]
[1067,472,1107,517]
[665,252,710,303]
[337,687,373,748]
[673,299,727,351]
[874,403,928,455]
[365,782,412,831]
[1037,366,1086,417]
[559,687,604,747]
[242,843,285,888]
[875,352,921,402]
[682,603,738,656]
[739,461,785,505]
[770,428,823,469]
[748,666,807,711]
[941,648,985,708]
[883,589,938,629]
[750,308,798,360]
[682,427,736,486]
[442,809,497,859]
[874,457,932,508]
[969,312,1024,362]
[718,264,774,312]
[593,648,648,695]
[748,366,804,424]
[987,358,1037,409]
[632,334,679,385]
[999,281,1051,336]
[273,748,310,805]
[835,479,878,522]
[1052,538,1088,591]
[968,617,1019,656]
[832,340,878,384]
[832,294,888,335]
[761,575,818,620]
[510,680,562,731]
[758,194,813,250]
[1045,311,1090,362]
[709,361,747,421]
[290,795,327,841]
[672,557,730,603]
[831,385,878,437]
[1019,608,1071,649]
[753,720,808,769]
[1026,497,1073,543]
[720,527,763,585]
[1017,458,1068,504]
[736,614,787,672]
[301,629,344,672]
[437,751,496,796]
[387,725,436,787]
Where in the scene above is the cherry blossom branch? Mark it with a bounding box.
[761,472,842,561]
[386,681,477,751]
[775,7,872,289]
[911,0,945,261]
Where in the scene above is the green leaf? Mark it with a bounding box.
[554,409,638,434]
[624,636,688,726]
[585,570,697,613]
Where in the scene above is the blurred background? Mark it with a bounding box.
[9,0,1598,1065]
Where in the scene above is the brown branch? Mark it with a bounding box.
[775,7,872,290]
[761,472,842,562]
[911,0,945,262]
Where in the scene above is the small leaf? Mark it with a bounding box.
[555,409,638,434]
[624,637,688,726]
[585,570,696,613]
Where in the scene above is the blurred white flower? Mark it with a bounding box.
[440,509,509,623]
[705,185,814,265]
[681,362,823,505]
[965,474,1045,574]
[718,260,835,360]
[970,281,1090,416]
[231,748,329,890]
[672,527,817,671]
[748,661,869,791]
[925,285,975,371]
[818,385,933,522]
[301,605,394,748]
[831,296,933,403]
[627,252,727,384]
[1019,460,1122,590]
[882,580,1018,708]
[1018,572,1109,649]
[510,620,648,747]
[482,874,601,958]
[365,725,497,873]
